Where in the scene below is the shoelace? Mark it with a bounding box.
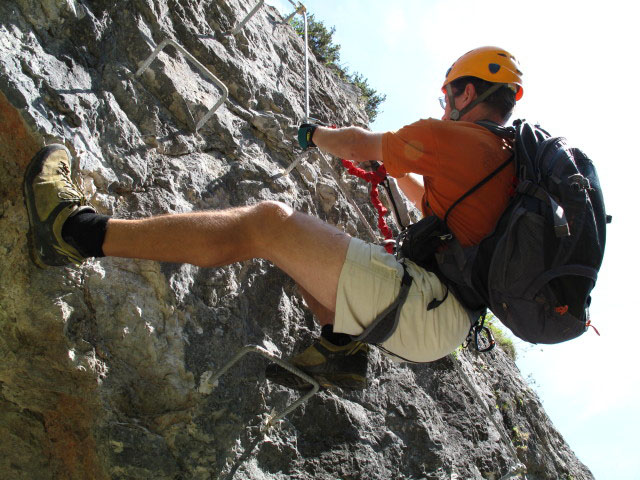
[56,161,87,204]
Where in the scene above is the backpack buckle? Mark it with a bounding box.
[569,173,592,191]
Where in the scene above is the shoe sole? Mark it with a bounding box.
[22,144,71,269]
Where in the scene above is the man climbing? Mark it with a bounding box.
[23,46,522,391]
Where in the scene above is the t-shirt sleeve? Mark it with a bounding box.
[381,119,439,179]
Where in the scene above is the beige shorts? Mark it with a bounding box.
[334,237,471,362]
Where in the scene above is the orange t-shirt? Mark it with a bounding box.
[382,119,514,246]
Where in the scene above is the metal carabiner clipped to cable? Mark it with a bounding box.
[464,314,496,353]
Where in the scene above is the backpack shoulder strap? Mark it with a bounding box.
[475,119,516,140]
[443,155,513,225]
[443,121,515,226]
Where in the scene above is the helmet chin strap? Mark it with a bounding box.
[446,84,461,121]
[446,83,505,121]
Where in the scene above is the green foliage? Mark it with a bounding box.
[291,14,386,123]
[450,345,463,360]
[486,313,517,361]
[292,14,341,65]
[511,426,530,452]
[349,73,387,124]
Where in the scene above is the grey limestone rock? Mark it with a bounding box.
[0,1,593,479]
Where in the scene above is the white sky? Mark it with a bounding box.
[264,1,639,478]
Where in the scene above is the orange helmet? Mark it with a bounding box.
[442,46,523,101]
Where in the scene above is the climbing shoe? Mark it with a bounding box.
[265,336,370,391]
[23,144,94,268]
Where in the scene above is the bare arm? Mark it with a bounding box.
[311,125,424,208]
[396,174,425,211]
[311,126,383,163]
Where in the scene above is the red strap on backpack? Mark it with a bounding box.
[586,319,601,336]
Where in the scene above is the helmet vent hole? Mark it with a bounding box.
[488,63,501,74]
[497,53,508,57]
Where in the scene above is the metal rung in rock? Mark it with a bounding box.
[230,0,265,35]
[135,39,229,133]
[210,345,319,426]
[283,1,306,24]
[231,1,305,34]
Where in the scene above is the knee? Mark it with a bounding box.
[248,200,295,245]
[252,200,294,224]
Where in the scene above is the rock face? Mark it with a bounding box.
[0,1,594,479]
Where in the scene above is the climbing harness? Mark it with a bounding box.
[134,38,229,133]
[339,150,525,472]
[353,263,413,344]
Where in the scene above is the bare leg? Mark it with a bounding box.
[103,201,350,312]
[297,284,335,326]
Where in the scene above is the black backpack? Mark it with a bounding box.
[399,119,610,345]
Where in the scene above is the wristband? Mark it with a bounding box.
[298,123,318,150]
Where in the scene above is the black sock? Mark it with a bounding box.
[321,324,353,346]
[62,210,110,258]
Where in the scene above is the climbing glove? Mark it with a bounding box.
[297,123,318,150]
